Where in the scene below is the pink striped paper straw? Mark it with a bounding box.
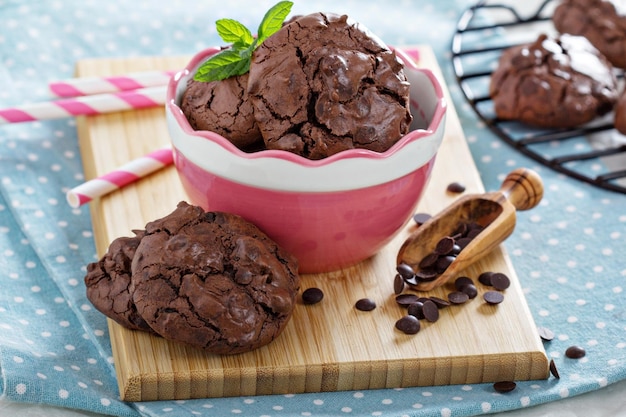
[49,71,176,97]
[66,146,173,208]
[0,86,166,124]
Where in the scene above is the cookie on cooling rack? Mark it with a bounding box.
[553,0,626,69]
[489,33,618,128]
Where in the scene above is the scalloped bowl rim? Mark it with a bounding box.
[166,46,447,192]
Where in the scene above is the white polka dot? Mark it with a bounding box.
[15,383,27,395]
[340,407,352,412]
[59,389,69,399]
[520,396,531,407]
[560,388,570,398]
[441,407,452,417]
[101,398,111,406]
[313,399,324,405]
[481,402,491,412]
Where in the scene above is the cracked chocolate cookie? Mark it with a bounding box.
[489,33,618,128]
[84,230,154,333]
[554,0,626,69]
[180,74,262,150]
[247,12,412,159]
[130,202,300,354]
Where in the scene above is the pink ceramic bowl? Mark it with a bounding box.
[166,47,446,273]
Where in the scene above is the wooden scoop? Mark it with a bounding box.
[397,168,544,291]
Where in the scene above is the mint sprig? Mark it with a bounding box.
[194,1,293,83]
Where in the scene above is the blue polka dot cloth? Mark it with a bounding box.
[1,1,625,416]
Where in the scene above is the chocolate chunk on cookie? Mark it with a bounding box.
[554,0,626,69]
[84,230,153,332]
[130,202,300,354]
[489,33,618,128]
[181,74,262,150]
[247,12,412,159]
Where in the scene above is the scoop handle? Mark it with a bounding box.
[499,168,543,211]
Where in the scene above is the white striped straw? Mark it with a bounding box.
[0,86,166,124]
[49,71,176,97]
[66,146,174,208]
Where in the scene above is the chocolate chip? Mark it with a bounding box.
[421,299,440,322]
[355,298,376,311]
[407,301,425,319]
[393,274,405,294]
[490,272,511,290]
[454,276,474,291]
[396,263,415,281]
[414,269,438,282]
[565,345,586,359]
[434,236,455,255]
[302,287,324,305]
[483,290,504,304]
[455,237,472,250]
[549,359,560,379]
[418,252,439,269]
[395,315,421,334]
[537,326,555,341]
[448,291,469,304]
[429,296,451,309]
[435,255,455,273]
[478,271,494,286]
[493,380,516,393]
[447,182,466,193]
[412,212,432,226]
[395,293,420,307]
[461,283,478,299]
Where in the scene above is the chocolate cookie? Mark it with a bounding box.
[130,202,300,354]
[181,74,262,150]
[489,33,618,128]
[553,0,626,69]
[84,230,153,332]
[247,12,412,159]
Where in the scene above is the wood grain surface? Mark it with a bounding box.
[75,46,549,402]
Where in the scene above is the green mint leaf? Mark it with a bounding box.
[216,18,254,45]
[257,1,293,44]
[194,1,293,82]
[193,48,251,82]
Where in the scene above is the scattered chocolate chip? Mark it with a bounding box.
[461,283,478,299]
[549,359,560,379]
[429,296,451,309]
[478,271,494,286]
[412,212,432,226]
[393,274,405,295]
[395,315,421,335]
[454,276,474,291]
[301,287,324,305]
[407,301,425,319]
[355,298,376,311]
[447,182,466,193]
[493,380,516,393]
[448,291,470,304]
[421,299,440,322]
[395,293,420,307]
[483,290,504,304]
[565,345,586,359]
[490,272,511,291]
[537,326,555,342]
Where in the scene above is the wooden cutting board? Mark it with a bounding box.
[75,46,549,402]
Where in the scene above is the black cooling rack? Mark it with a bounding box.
[451,0,626,194]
